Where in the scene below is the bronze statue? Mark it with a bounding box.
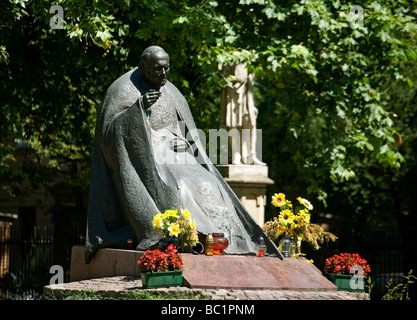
[85,46,282,263]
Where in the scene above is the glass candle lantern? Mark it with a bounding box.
[205,233,214,256]
[212,233,229,255]
[255,236,267,257]
[278,231,291,258]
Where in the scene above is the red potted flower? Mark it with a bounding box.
[324,252,370,292]
[137,244,184,288]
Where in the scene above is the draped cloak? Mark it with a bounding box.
[85,67,282,263]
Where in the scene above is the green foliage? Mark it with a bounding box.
[382,270,417,300]
[366,276,374,295]
[1,0,417,226]
[43,288,207,300]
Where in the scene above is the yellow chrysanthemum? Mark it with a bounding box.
[168,223,180,237]
[272,193,286,207]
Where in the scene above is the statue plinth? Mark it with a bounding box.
[216,164,274,226]
[69,245,337,291]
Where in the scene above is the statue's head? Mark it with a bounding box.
[139,46,170,89]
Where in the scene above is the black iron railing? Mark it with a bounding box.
[0,226,54,300]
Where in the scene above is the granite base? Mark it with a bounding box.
[70,246,336,291]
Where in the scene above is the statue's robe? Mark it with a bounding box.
[85,67,282,263]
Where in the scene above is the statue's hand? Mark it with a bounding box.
[143,89,161,110]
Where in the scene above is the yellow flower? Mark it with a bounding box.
[291,215,301,228]
[278,224,287,235]
[297,197,313,210]
[165,209,178,217]
[152,216,163,228]
[279,209,294,225]
[182,208,191,221]
[190,219,196,230]
[298,209,311,224]
[168,223,180,237]
[152,213,163,228]
[272,193,286,207]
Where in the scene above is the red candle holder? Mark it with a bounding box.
[212,233,229,255]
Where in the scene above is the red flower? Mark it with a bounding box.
[137,244,183,273]
[324,253,370,277]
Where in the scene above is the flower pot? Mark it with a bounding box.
[324,273,366,292]
[140,270,183,289]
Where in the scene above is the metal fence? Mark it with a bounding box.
[341,227,406,299]
[306,225,406,299]
[0,225,54,300]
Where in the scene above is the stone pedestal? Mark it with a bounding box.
[69,246,337,291]
[216,165,273,226]
[70,245,142,282]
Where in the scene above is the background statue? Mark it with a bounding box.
[219,63,266,166]
[85,46,281,263]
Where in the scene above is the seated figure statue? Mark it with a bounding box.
[85,46,281,263]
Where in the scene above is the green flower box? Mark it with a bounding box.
[140,270,183,289]
[324,273,366,292]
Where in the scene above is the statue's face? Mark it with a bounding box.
[141,51,170,89]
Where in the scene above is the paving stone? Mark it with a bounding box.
[211,295,226,300]
[176,286,192,292]
[254,291,275,300]
[271,291,287,300]
[242,290,261,299]
[213,290,228,296]
[43,276,369,300]
[227,290,247,300]
[201,292,216,299]
[190,288,203,295]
